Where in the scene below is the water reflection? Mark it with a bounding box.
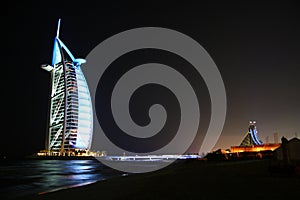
[0,159,121,199]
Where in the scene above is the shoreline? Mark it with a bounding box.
[20,159,300,200]
[38,179,101,195]
[24,155,98,160]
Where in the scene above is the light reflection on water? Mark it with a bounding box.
[0,159,122,199]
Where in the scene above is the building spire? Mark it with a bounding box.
[52,19,62,66]
[56,18,61,38]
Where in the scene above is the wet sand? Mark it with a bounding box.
[22,159,300,200]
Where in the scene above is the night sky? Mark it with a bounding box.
[6,1,300,157]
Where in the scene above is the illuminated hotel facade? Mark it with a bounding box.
[240,121,263,146]
[41,19,93,155]
[231,121,280,153]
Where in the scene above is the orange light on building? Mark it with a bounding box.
[230,143,281,153]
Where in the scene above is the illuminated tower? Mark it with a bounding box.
[240,121,263,146]
[41,19,93,154]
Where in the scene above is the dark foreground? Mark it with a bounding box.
[22,159,300,200]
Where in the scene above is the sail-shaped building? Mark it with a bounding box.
[41,19,93,155]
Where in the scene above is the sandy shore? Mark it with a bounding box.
[22,159,300,200]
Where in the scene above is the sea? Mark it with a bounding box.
[0,158,124,200]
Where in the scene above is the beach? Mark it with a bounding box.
[21,159,300,200]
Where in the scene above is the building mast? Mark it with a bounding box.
[56,20,68,155]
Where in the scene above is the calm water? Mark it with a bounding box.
[0,159,123,200]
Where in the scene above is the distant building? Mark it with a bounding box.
[231,121,280,153]
[240,121,263,146]
[274,137,300,162]
[41,19,93,155]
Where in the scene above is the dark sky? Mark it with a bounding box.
[6,1,300,156]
